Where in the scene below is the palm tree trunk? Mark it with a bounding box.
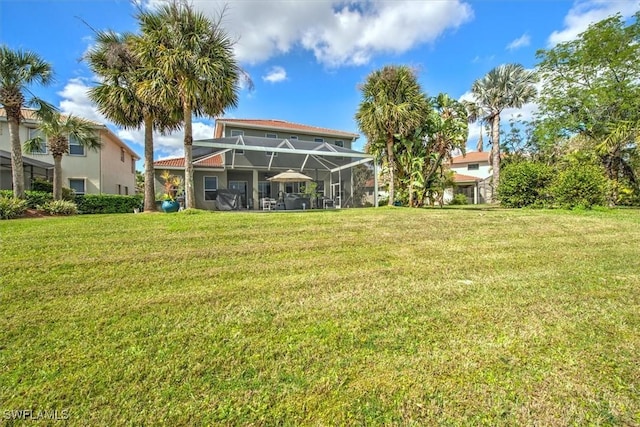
[143,115,157,212]
[53,155,63,200]
[8,115,25,198]
[386,134,394,206]
[183,101,195,209]
[491,114,501,203]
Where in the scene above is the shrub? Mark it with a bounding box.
[24,191,54,209]
[31,177,53,192]
[449,193,468,205]
[499,161,554,208]
[41,200,78,216]
[0,196,28,219]
[75,194,143,214]
[551,164,608,209]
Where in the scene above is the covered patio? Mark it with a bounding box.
[191,136,379,210]
[0,150,53,191]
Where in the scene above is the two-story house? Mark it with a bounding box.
[154,118,376,210]
[0,108,140,195]
[447,151,493,204]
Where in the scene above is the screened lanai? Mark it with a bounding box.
[192,135,379,209]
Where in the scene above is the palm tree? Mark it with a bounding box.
[85,31,181,212]
[24,110,100,200]
[355,65,430,205]
[0,46,53,198]
[463,100,487,152]
[471,64,537,201]
[134,1,244,209]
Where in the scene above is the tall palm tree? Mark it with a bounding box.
[463,100,487,152]
[24,110,100,200]
[134,1,244,209]
[471,64,537,201]
[0,46,53,198]
[355,65,430,205]
[85,31,181,212]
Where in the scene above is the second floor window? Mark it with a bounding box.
[468,163,479,171]
[335,140,344,147]
[28,129,47,154]
[68,135,85,156]
[314,137,324,143]
[121,147,125,162]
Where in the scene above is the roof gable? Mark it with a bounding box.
[215,118,359,139]
[451,151,490,165]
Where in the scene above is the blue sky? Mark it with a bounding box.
[1,0,638,165]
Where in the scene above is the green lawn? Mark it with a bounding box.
[1,207,639,425]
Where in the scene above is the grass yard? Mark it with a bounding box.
[1,207,639,425]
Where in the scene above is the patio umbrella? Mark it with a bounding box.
[267,169,313,182]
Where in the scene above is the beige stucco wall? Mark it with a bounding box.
[99,130,138,195]
[0,119,138,195]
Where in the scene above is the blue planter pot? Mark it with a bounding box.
[161,200,180,213]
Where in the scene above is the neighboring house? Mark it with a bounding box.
[0,108,140,196]
[446,151,493,204]
[154,118,376,210]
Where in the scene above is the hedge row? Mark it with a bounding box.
[498,161,610,209]
[74,194,143,214]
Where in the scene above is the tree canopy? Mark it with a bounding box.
[536,12,640,202]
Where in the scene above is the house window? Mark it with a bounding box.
[120,147,125,162]
[204,176,218,201]
[314,137,324,143]
[125,186,129,195]
[234,148,245,155]
[68,135,85,156]
[266,151,278,157]
[290,135,298,140]
[131,159,135,173]
[265,133,277,138]
[28,129,47,154]
[335,140,344,147]
[69,178,85,195]
[258,181,271,199]
[468,163,479,171]
[230,130,244,137]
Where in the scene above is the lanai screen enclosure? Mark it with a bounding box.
[192,136,379,209]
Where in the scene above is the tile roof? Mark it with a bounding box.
[154,154,224,168]
[215,118,359,139]
[451,151,490,164]
[453,173,481,183]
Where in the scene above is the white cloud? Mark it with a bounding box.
[56,76,216,159]
[506,33,531,51]
[262,66,287,83]
[141,0,473,67]
[548,0,638,46]
[58,77,106,123]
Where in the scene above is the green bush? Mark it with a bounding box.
[449,193,468,205]
[41,200,78,216]
[551,164,608,209]
[25,191,54,209]
[0,190,54,208]
[75,194,143,214]
[499,161,554,208]
[31,177,53,192]
[0,196,28,219]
